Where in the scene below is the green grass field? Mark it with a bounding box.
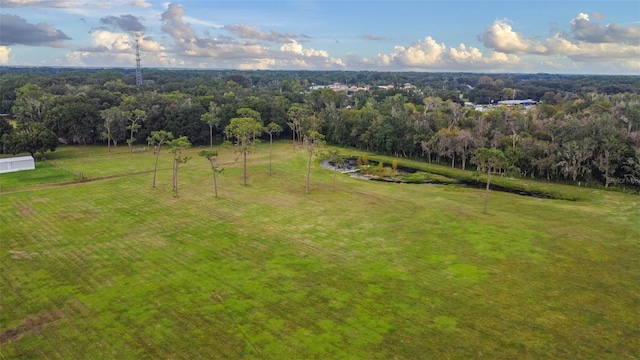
[0,161,76,190]
[1,143,639,359]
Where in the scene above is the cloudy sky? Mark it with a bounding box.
[0,0,639,74]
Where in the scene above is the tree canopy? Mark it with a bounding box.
[1,122,58,157]
[225,116,263,186]
[1,68,638,190]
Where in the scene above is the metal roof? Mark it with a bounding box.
[0,156,34,163]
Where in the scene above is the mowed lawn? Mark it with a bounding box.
[1,143,639,359]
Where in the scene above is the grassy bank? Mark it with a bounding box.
[365,152,589,201]
[1,143,639,359]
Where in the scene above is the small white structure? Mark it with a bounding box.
[0,156,35,174]
[497,99,537,106]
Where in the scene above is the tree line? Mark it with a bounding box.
[0,69,639,190]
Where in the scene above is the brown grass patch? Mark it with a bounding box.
[16,202,36,217]
[0,309,65,345]
[58,210,96,221]
[8,250,40,259]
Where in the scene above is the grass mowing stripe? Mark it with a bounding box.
[1,142,638,358]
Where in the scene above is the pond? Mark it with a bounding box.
[320,158,561,199]
[320,158,458,185]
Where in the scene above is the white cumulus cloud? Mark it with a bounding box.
[481,19,547,54]
[449,43,484,63]
[390,36,446,67]
[367,37,520,71]
[0,46,12,64]
[280,40,329,58]
[277,40,344,69]
[156,4,344,70]
[92,30,131,52]
[65,30,168,68]
[478,14,640,72]
[546,33,640,62]
[128,0,151,8]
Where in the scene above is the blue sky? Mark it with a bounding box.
[1,0,638,74]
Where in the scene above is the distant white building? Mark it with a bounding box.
[0,156,35,174]
[497,99,537,106]
[309,83,370,93]
[309,84,327,91]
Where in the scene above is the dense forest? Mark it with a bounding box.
[1,67,639,190]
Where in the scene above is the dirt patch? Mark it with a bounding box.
[0,309,65,345]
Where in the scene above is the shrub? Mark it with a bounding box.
[403,172,459,184]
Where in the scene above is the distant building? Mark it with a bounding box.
[309,84,327,91]
[309,83,370,93]
[497,99,537,106]
[0,156,35,174]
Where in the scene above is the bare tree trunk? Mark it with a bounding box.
[153,147,160,187]
[175,165,179,197]
[269,135,273,175]
[306,149,312,194]
[243,150,247,186]
[209,125,213,149]
[129,129,134,153]
[483,170,492,214]
[212,169,218,197]
[172,160,177,192]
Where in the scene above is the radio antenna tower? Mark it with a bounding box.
[135,39,143,87]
